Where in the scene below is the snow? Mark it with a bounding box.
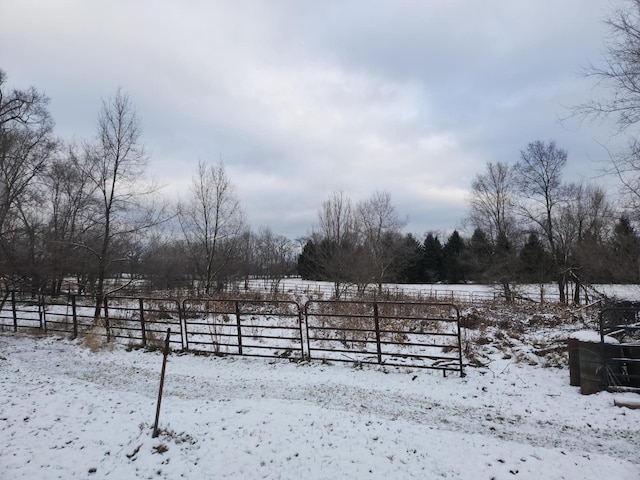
[1,333,638,480]
[614,394,640,410]
[569,330,620,344]
[248,278,640,304]
[0,334,640,479]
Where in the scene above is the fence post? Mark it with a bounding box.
[11,291,17,332]
[103,297,110,342]
[153,328,171,438]
[71,295,78,339]
[453,305,465,378]
[304,301,313,361]
[139,298,147,347]
[296,302,305,358]
[38,293,45,331]
[373,302,382,364]
[180,300,188,351]
[235,301,243,355]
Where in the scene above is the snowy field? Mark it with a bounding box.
[1,333,638,479]
[238,278,640,304]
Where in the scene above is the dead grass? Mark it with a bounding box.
[459,301,600,368]
[81,325,114,352]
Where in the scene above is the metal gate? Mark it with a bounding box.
[304,300,464,375]
[182,298,304,359]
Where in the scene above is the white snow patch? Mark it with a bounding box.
[569,330,620,344]
[0,333,638,479]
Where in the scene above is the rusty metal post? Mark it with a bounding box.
[139,298,146,347]
[235,301,243,355]
[71,295,78,339]
[11,291,17,333]
[153,328,171,438]
[373,302,382,364]
[103,297,110,342]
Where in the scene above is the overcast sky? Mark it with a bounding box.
[0,0,624,239]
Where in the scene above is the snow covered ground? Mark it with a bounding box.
[1,332,638,479]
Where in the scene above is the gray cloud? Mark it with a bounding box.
[0,0,622,239]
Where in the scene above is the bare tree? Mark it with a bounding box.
[466,161,521,300]
[42,142,97,294]
[467,161,518,245]
[139,235,190,291]
[310,191,359,298]
[177,160,244,294]
[515,140,569,302]
[578,0,640,212]
[356,191,406,292]
[0,70,50,129]
[254,227,296,277]
[579,1,640,127]
[0,70,55,290]
[559,183,614,302]
[80,89,162,316]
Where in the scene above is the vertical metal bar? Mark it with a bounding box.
[181,300,189,351]
[235,300,243,355]
[104,297,110,342]
[38,294,44,331]
[11,291,17,332]
[599,308,609,390]
[139,298,147,347]
[177,300,185,351]
[453,304,465,377]
[374,302,382,364]
[153,328,171,438]
[296,302,305,358]
[304,301,313,360]
[71,295,78,339]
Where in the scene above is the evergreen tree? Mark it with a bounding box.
[442,230,466,283]
[466,228,492,282]
[396,233,425,283]
[491,231,517,300]
[518,232,550,284]
[422,233,443,282]
[297,239,319,280]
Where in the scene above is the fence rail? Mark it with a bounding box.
[0,291,464,375]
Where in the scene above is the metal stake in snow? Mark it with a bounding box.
[152,328,171,438]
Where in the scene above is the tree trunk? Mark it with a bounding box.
[557,275,566,304]
[573,278,581,305]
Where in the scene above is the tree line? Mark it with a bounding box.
[297,181,640,303]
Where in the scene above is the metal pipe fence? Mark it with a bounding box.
[0,291,465,375]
